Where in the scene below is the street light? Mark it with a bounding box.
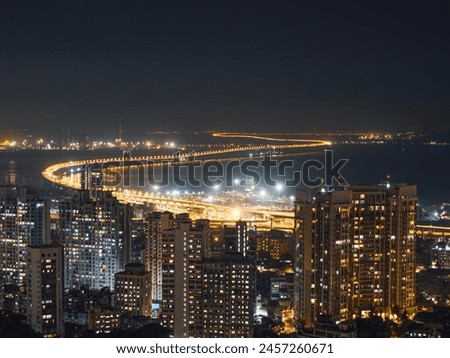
[276,182,284,192]
[232,208,241,219]
[233,178,240,191]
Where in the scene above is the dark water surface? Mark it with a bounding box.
[0,143,448,205]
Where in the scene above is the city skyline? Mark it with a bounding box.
[1,156,449,337]
[0,0,449,341]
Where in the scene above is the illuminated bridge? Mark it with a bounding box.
[42,134,329,229]
[416,224,450,238]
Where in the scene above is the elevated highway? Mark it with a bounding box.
[42,134,329,229]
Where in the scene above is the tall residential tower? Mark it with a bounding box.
[59,190,127,290]
[26,244,64,337]
[294,184,417,328]
[0,186,50,286]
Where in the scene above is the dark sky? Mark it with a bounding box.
[1,1,449,139]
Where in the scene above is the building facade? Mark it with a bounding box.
[59,190,126,290]
[223,221,256,259]
[159,214,209,337]
[26,244,64,337]
[257,230,294,260]
[146,211,177,301]
[0,186,50,286]
[202,253,255,337]
[87,307,120,334]
[148,212,256,337]
[115,263,151,316]
[294,184,417,328]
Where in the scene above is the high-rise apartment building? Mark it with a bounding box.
[128,217,148,264]
[149,212,256,337]
[159,214,209,337]
[223,221,256,259]
[59,190,126,290]
[115,263,151,316]
[146,211,177,301]
[0,186,50,286]
[80,164,103,199]
[294,184,417,328]
[26,244,64,337]
[202,253,255,337]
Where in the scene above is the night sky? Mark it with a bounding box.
[1,1,449,138]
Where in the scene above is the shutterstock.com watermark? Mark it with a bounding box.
[99,150,349,190]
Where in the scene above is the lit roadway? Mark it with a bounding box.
[42,133,330,229]
[416,224,450,238]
